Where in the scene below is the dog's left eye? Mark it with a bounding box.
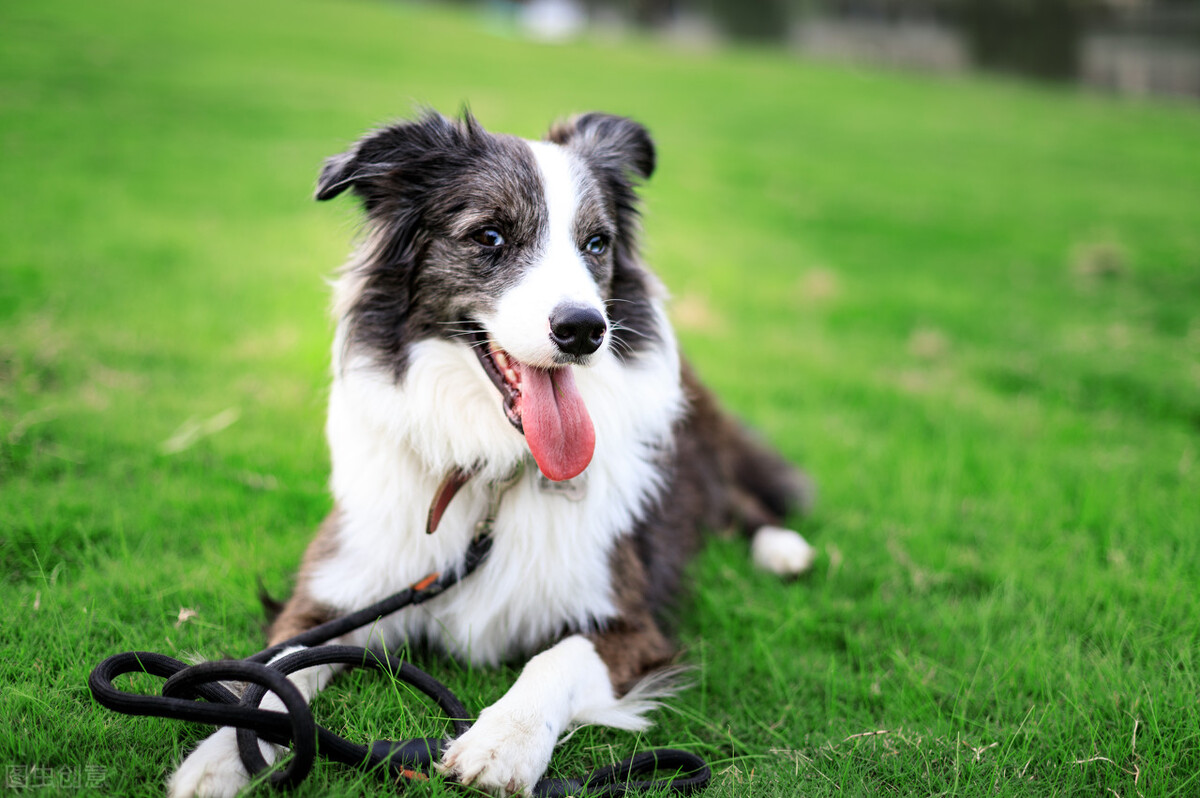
[584,235,608,256]
[471,229,506,248]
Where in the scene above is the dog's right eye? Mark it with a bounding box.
[471,229,506,248]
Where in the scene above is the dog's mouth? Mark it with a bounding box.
[468,327,595,482]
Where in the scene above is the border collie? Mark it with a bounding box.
[169,110,815,798]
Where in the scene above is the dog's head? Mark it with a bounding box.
[318,110,660,481]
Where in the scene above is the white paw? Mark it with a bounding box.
[439,702,557,796]
[168,727,250,798]
[752,525,816,576]
[168,726,282,798]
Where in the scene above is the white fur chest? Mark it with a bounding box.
[309,329,682,664]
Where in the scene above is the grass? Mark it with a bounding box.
[2,0,1199,795]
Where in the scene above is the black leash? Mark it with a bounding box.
[88,528,710,795]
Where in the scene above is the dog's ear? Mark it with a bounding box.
[314,149,364,201]
[314,111,467,203]
[547,113,655,181]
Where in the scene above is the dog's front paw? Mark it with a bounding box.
[167,727,252,798]
[439,702,557,796]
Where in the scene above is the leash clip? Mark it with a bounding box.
[475,460,525,539]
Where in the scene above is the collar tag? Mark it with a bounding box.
[537,470,588,502]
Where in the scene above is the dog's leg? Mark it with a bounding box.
[730,445,817,577]
[730,479,816,577]
[677,358,817,577]
[169,514,348,798]
[441,535,678,796]
[440,622,673,797]
[439,636,615,796]
[166,644,341,798]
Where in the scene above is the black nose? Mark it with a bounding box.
[549,304,607,357]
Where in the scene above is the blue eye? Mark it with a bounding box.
[585,235,608,255]
[472,229,505,248]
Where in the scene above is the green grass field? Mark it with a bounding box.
[3,0,1199,795]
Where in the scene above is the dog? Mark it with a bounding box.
[168,110,816,797]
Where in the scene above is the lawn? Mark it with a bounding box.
[2,0,1199,795]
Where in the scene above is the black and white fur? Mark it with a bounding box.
[169,111,815,798]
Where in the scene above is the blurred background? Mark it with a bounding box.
[503,0,1200,99]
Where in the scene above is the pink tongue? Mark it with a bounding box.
[520,364,595,481]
